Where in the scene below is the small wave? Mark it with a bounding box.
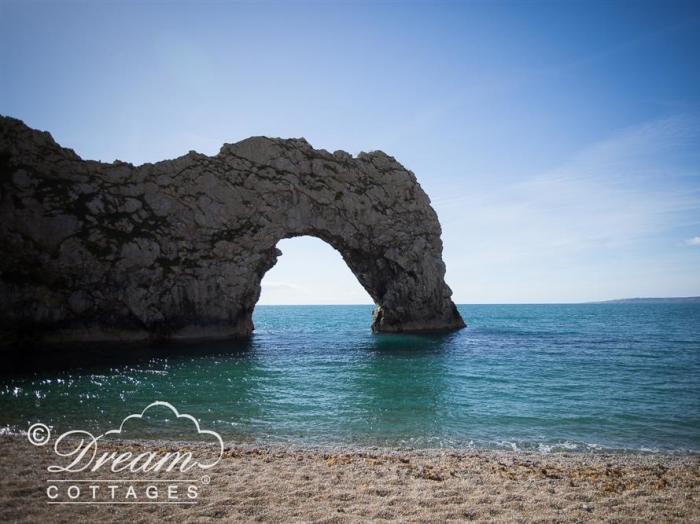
[0,425,26,437]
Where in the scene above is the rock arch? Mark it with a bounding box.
[0,116,465,345]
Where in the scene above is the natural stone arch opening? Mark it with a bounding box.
[218,134,466,335]
[0,117,465,345]
[257,235,371,305]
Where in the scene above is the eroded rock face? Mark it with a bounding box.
[0,116,464,345]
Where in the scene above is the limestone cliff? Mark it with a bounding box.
[0,116,465,346]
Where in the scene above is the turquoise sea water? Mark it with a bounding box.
[1,304,699,452]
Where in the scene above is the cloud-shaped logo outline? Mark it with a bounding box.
[100,401,223,469]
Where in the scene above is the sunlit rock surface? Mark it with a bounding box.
[0,116,464,345]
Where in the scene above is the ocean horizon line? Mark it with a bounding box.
[256,297,700,307]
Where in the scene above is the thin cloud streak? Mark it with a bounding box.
[437,115,700,301]
[439,115,700,250]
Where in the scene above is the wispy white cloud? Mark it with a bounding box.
[261,281,307,292]
[258,281,311,306]
[686,236,700,246]
[439,115,700,255]
[436,115,700,301]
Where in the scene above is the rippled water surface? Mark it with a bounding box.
[1,304,699,452]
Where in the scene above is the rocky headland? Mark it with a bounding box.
[0,116,464,346]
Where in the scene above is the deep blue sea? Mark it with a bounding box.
[1,304,699,453]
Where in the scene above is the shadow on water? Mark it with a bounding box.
[0,337,254,376]
[367,331,462,354]
[0,326,456,376]
[0,328,460,377]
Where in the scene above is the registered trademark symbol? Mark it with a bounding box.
[201,475,211,484]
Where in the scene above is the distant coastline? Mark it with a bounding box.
[258,299,700,305]
[591,297,700,304]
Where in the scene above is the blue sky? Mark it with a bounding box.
[1,0,699,303]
